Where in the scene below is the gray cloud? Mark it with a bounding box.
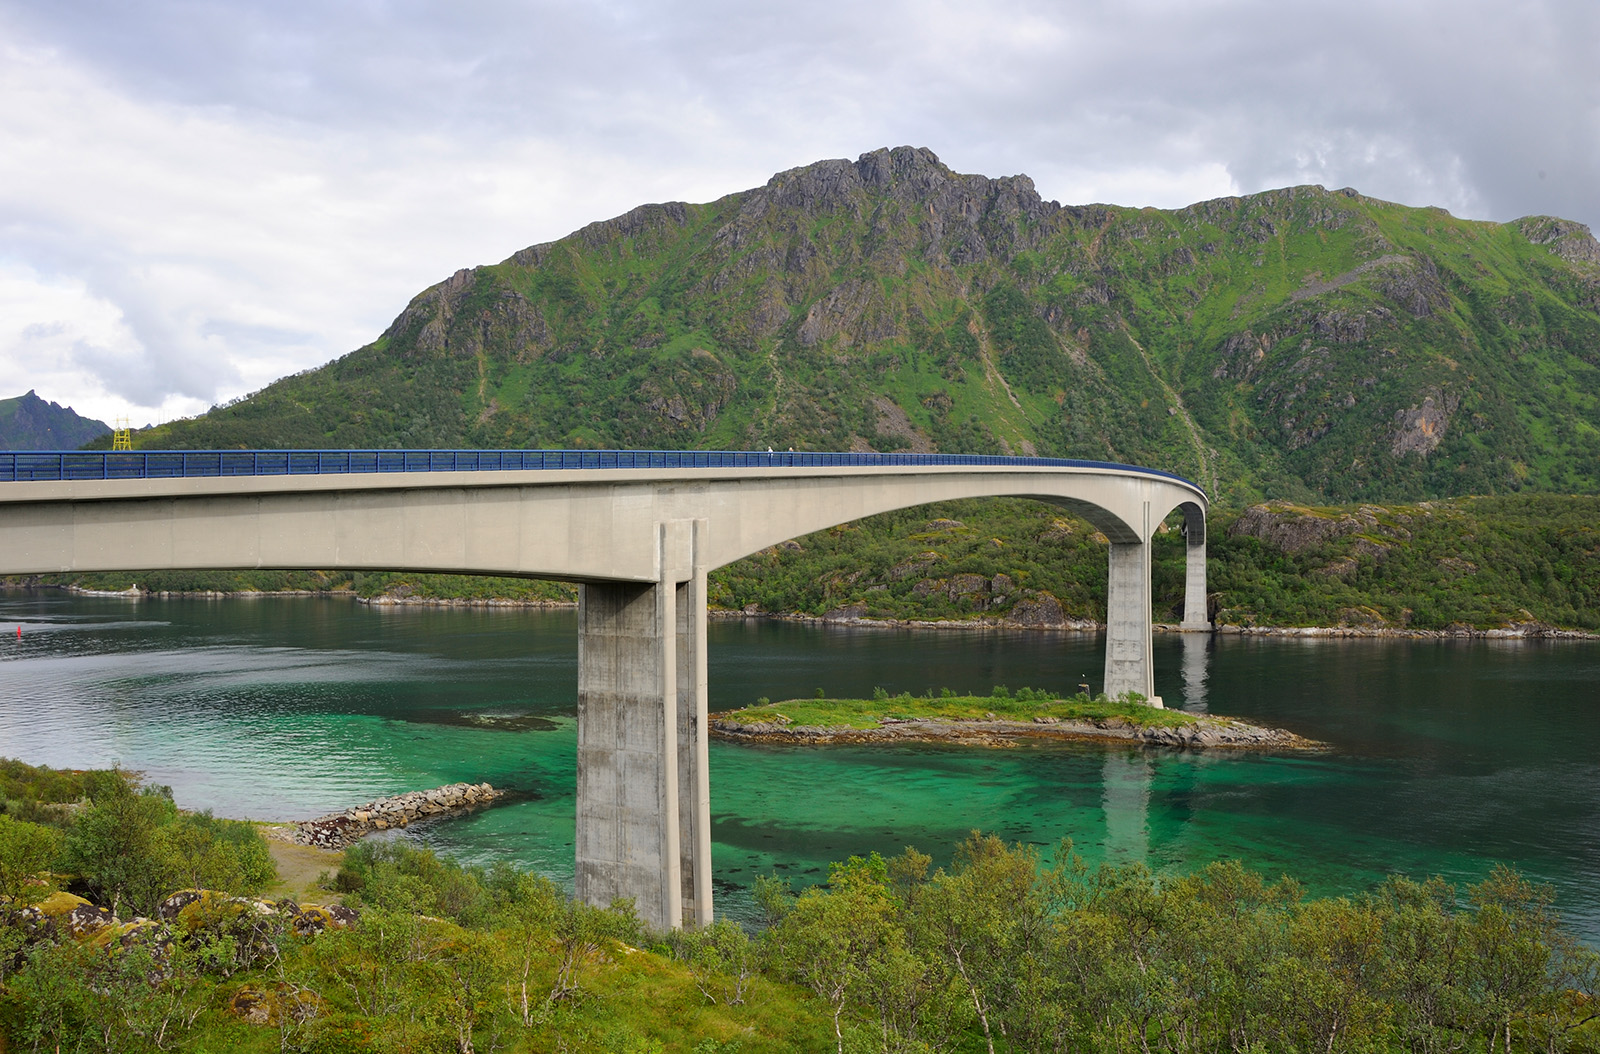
[2,0,1596,423]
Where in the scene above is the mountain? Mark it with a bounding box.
[125,147,1600,504]
[0,390,110,451]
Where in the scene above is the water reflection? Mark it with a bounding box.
[1101,751,1153,865]
[1181,632,1210,712]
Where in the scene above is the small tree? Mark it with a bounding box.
[768,854,901,1054]
[0,814,60,904]
[63,779,178,917]
[675,919,756,1006]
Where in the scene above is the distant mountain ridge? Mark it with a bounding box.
[126,147,1600,504]
[0,390,110,451]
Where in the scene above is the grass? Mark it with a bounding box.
[257,829,343,906]
[713,687,1199,731]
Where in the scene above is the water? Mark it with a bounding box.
[2,593,1597,939]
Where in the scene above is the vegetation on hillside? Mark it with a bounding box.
[0,761,274,917]
[3,760,1597,1053]
[711,493,1600,632]
[41,149,1600,637]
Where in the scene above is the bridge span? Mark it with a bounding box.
[0,449,1209,930]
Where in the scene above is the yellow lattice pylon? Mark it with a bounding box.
[111,416,133,451]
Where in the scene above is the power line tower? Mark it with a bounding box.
[111,417,133,451]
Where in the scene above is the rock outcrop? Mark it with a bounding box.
[1227,501,1377,553]
[2,887,356,964]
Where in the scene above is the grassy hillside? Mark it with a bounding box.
[109,148,1600,507]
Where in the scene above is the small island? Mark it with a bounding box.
[710,687,1323,750]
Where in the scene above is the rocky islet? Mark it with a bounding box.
[711,709,1320,751]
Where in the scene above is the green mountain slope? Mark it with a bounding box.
[1,390,110,451]
[124,147,1600,504]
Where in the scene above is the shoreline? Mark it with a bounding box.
[5,583,1595,640]
[710,609,1600,641]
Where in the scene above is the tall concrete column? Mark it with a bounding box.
[575,577,681,932]
[575,520,710,933]
[1103,500,1153,701]
[1181,505,1210,630]
[1103,539,1153,700]
[676,565,713,927]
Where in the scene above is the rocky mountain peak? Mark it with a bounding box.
[0,389,111,451]
[852,145,952,190]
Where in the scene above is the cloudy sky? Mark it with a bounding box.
[2,0,1596,427]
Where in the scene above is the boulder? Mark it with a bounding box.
[292,903,360,936]
[230,982,320,1027]
[62,901,116,938]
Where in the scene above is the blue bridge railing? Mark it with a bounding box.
[0,449,1200,490]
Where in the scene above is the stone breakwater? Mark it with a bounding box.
[294,782,504,849]
[711,715,1322,751]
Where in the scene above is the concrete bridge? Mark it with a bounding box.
[0,449,1209,930]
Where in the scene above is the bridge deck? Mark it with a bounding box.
[1,448,1201,489]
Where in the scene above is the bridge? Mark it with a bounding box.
[0,449,1209,930]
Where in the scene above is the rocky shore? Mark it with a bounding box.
[710,713,1322,751]
[1203,621,1599,640]
[293,782,504,849]
[357,595,575,608]
[711,608,1599,640]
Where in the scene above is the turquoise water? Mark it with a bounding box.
[2,593,1597,938]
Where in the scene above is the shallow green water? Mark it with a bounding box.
[2,593,1597,938]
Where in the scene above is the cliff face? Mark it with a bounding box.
[136,147,1600,504]
[0,390,110,451]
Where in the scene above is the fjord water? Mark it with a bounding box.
[3,593,1598,940]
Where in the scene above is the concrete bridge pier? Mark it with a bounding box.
[1102,500,1210,700]
[1103,538,1154,701]
[674,566,713,928]
[1181,502,1211,631]
[575,520,712,932]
